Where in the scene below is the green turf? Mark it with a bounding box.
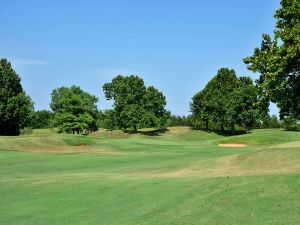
[0,128,300,224]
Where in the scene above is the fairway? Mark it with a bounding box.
[1,128,300,225]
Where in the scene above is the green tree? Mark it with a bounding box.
[166,115,192,127]
[103,75,169,131]
[260,114,281,128]
[143,86,170,128]
[229,77,260,133]
[191,69,260,133]
[269,115,281,128]
[31,110,54,129]
[98,109,117,130]
[244,0,300,120]
[208,68,239,131]
[282,116,298,131]
[191,68,238,132]
[0,58,34,135]
[191,90,211,130]
[50,86,98,134]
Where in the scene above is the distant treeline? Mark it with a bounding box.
[1,0,299,135]
[28,109,297,132]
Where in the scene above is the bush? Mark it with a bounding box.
[282,117,298,131]
[20,127,33,135]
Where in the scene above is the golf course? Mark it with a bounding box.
[1,0,300,224]
[1,127,300,225]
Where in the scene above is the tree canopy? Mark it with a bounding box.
[229,76,260,133]
[97,109,118,130]
[103,75,170,131]
[244,0,300,120]
[0,59,34,135]
[191,68,259,133]
[30,110,54,129]
[50,85,98,134]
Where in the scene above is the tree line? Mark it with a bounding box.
[0,61,171,135]
[0,0,299,135]
[192,0,300,133]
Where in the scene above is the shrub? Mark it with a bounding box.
[20,127,33,135]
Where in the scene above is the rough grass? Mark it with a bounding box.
[0,128,300,224]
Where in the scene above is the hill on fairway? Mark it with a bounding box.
[1,127,300,225]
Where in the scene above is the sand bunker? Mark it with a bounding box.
[218,143,247,147]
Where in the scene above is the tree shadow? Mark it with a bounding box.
[283,128,300,132]
[124,128,169,136]
[214,130,249,136]
[192,127,248,136]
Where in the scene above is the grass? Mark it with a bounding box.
[0,128,300,224]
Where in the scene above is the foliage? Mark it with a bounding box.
[20,127,33,135]
[97,109,118,130]
[244,0,300,120]
[50,85,98,134]
[0,58,34,135]
[166,115,193,127]
[191,90,211,130]
[259,114,281,128]
[30,110,54,129]
[282,116,299,131]
[103,75,170,131]
[229,76,260,132]
[191,68,259,133]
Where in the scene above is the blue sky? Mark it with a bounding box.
[1,0,280,116]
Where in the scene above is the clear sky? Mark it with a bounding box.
[1,0,281,116]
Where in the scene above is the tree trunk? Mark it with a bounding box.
[133,125,137,133]
[231,124,235,135]
[245,126,249,134]
[221,124,224,132]
[205,119,209,130]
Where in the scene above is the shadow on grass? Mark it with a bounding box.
[124,128,170,136]
[192,127,249,136]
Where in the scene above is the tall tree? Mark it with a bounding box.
[191,68,238,131]
[50,85,98,134]
[208,68,239,131]
[0,59,34,135]
[244,0,300,119]
[142,86,170,128]
[191,90,211,130]
[228,77,260,133]
[191,68,259,133]
[103,75,169,131]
